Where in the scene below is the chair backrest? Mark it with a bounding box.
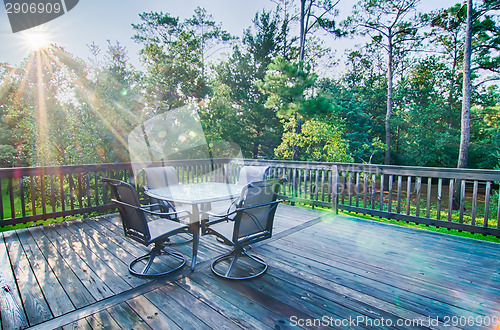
[233,179,282,244]
[237,166,270,185]
[102,178,150,245]
[143,166,179,188]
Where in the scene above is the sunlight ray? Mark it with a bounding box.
[45,48,140,152]
[35,52,50,165]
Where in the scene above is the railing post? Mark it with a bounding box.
[331,165,338,214]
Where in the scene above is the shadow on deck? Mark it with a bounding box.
[1,204,500,329]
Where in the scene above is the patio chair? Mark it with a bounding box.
[143,166,193,245]
[102,178,191,277]
[237,165,270,185]
[201,178,283,280]
[143,166,180,217]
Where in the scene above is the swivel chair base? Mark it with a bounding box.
[129,244,186,277]
[211,249,267,280]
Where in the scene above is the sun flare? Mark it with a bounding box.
[21,28,52,52]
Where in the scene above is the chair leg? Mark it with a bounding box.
[211,248,268,280]
[129,244,186,278]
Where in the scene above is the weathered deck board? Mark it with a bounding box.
[0,204,498,329]
[104,302,151,329]
[3,230,53,326]
[0,235,28,329]
[27,227,97,308]
[15,230,75,317]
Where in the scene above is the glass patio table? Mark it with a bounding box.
[144,182,243,270]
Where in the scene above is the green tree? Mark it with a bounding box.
[319,48,387,163]
[275,117,352,162]
[395,56,461,167]
[343,0,422,165]
[185,7,236,77]
[455,0,500,169]
[210,10,288,158]
[258,56,337,160]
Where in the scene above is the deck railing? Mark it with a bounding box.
[1,159,499,237]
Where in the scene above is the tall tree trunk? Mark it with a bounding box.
[299,0,306,62]
[385,36,393,165]
[453,0,473,210]
[294,0,307,161]
[458,0,473,169]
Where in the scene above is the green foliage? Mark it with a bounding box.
[318,49,387,164]
[394,56,461,167]
[275,117,353,162]
[258,56,332,119]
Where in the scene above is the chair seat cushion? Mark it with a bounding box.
[148,218,188,242]
[209,220,235,242]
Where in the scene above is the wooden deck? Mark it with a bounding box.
[1,204,500,329]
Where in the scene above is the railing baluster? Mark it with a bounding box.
[8,178,15,219]
[355,172,360,207]
[371,174,376,210]
[448,180,454,222]
[41,175,47,215]
[0,179,3,220]
[363,173,368,208]
[303,169,308,199]
[31,176,37,216]
[406,176,412,216]
[69,174,75,210]
[332,167,338,213]
[20,177,26,218]
[497,189,500,229]
[436,178,442,220]
[77,173,83,209]
[60,173,65,215]
[459,180,466,224]
[341,171,346,205]
[85,174,92,208]
[484,181,491,228]
[315,169,319,202]
[379,174,384,211]
[321,170,326,202]
[328,169,332,203]
[348,172,353,206]
[415,177,421,217]
[292,168,297,198]
[388,175,393,212]
[426,177,432,219]
[50,175,56,213]
[94,172,99,206]
[471,181,479,226]
[396,176,402,214]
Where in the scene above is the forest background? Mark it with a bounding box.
[0,0,499,171]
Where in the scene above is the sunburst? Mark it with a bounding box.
[20,27,52,52]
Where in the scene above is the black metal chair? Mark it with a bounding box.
[202,179,283,280]
[143,166,193,245]
[237,165,270,185]
[143,166,179,217]
[102,178,191,277]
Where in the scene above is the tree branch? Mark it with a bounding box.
[473,77,500,88]
[360,23,389,38]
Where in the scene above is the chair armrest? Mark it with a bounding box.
[236,199,283,212]
[141,207,191,218]
[111,198,190,218]
[141,203,162,209]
